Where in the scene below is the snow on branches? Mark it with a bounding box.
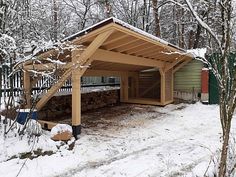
[0,34,16,65]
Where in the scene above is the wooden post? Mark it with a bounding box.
[23,71,31,108]
[35,30,113,112]
[129,72,139,98]
[120,73,129,102]
[71,49,82,138]
[120,74,124,102]
[130,77,136,98]
[160,69,166,105]
[171,69,174,101]
[135,72,139,98]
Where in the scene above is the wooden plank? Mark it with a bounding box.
[76,30,114,65]
[173,58,192,73]
[72,24,115,45]
[24,62,73,71]
[124,98,163,106]
[165,69,172,101]
[164,100,174,105]
[144,51,169,58]
[36,30,114,111]
[91,49,165,68]
[84,69,124,77]
[160,69,166,104]
[120,73,129,102]
[113,23,193,59]
[105,37,139,51]
[125,44,155,55]
[135,72,139,97]
[72,50,81,126]
[102,33,128,46]
[38,120,57,130]
[23,71,31,108]
[164,57,186,72]
[171,69,174,100]
[140,80,160,97]
[91,63,148,72]
[132,45,157,55]
[117,40,146,53]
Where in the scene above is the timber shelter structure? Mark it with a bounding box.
[21,17,193,137]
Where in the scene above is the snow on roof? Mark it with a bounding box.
[187,48,207,58]
[112,17,168,45]
[63,17,186,52]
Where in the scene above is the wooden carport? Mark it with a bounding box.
[22,17,193,137]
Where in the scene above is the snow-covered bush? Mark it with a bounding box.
[25,119,42,136]
[199,137,236,177]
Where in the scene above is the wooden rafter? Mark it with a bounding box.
[113,24,193,59]
[91,49,165,68]
[24,62,73,71]
[122,42,149,54]
[116,40,146,53]
[104,37,138,50]
[164,57,186,72]
[132,45,157,55]
[173,58,192,73]
[125,44,154,55]
[143,50,167,58]
[102,33,128,46]
[84,69,125,77]
[35,29,114,110]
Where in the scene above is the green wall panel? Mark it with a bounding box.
[174,60,203,92]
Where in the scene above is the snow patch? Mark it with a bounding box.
[187,48,207,58]
[50,124,72,137]
[202,67,209,71]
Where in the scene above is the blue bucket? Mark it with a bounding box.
[16,109,38,125]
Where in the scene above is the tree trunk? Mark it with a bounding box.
[105,0,111,18]
[52,0,58,41]
[218,92,233,177]
[152,0,161,37]
[219,122,231,177]
[188,30,194,49]
[193,24,202,49]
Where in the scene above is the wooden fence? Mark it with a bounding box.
[0,65,120,97]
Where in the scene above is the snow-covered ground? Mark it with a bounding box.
[0,103,235,177]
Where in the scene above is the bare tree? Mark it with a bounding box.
[152,0,161,37]
[184,0,235,176]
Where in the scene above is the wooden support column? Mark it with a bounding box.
[35,29,113,112]
[72,49,82,137]
[160,69,166,105]
[70,30,114,137]
[135,72,139,98]
[171,69,174,101]
[129,77,136,98]
[120,73,129,102]
[23,71,31,108]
